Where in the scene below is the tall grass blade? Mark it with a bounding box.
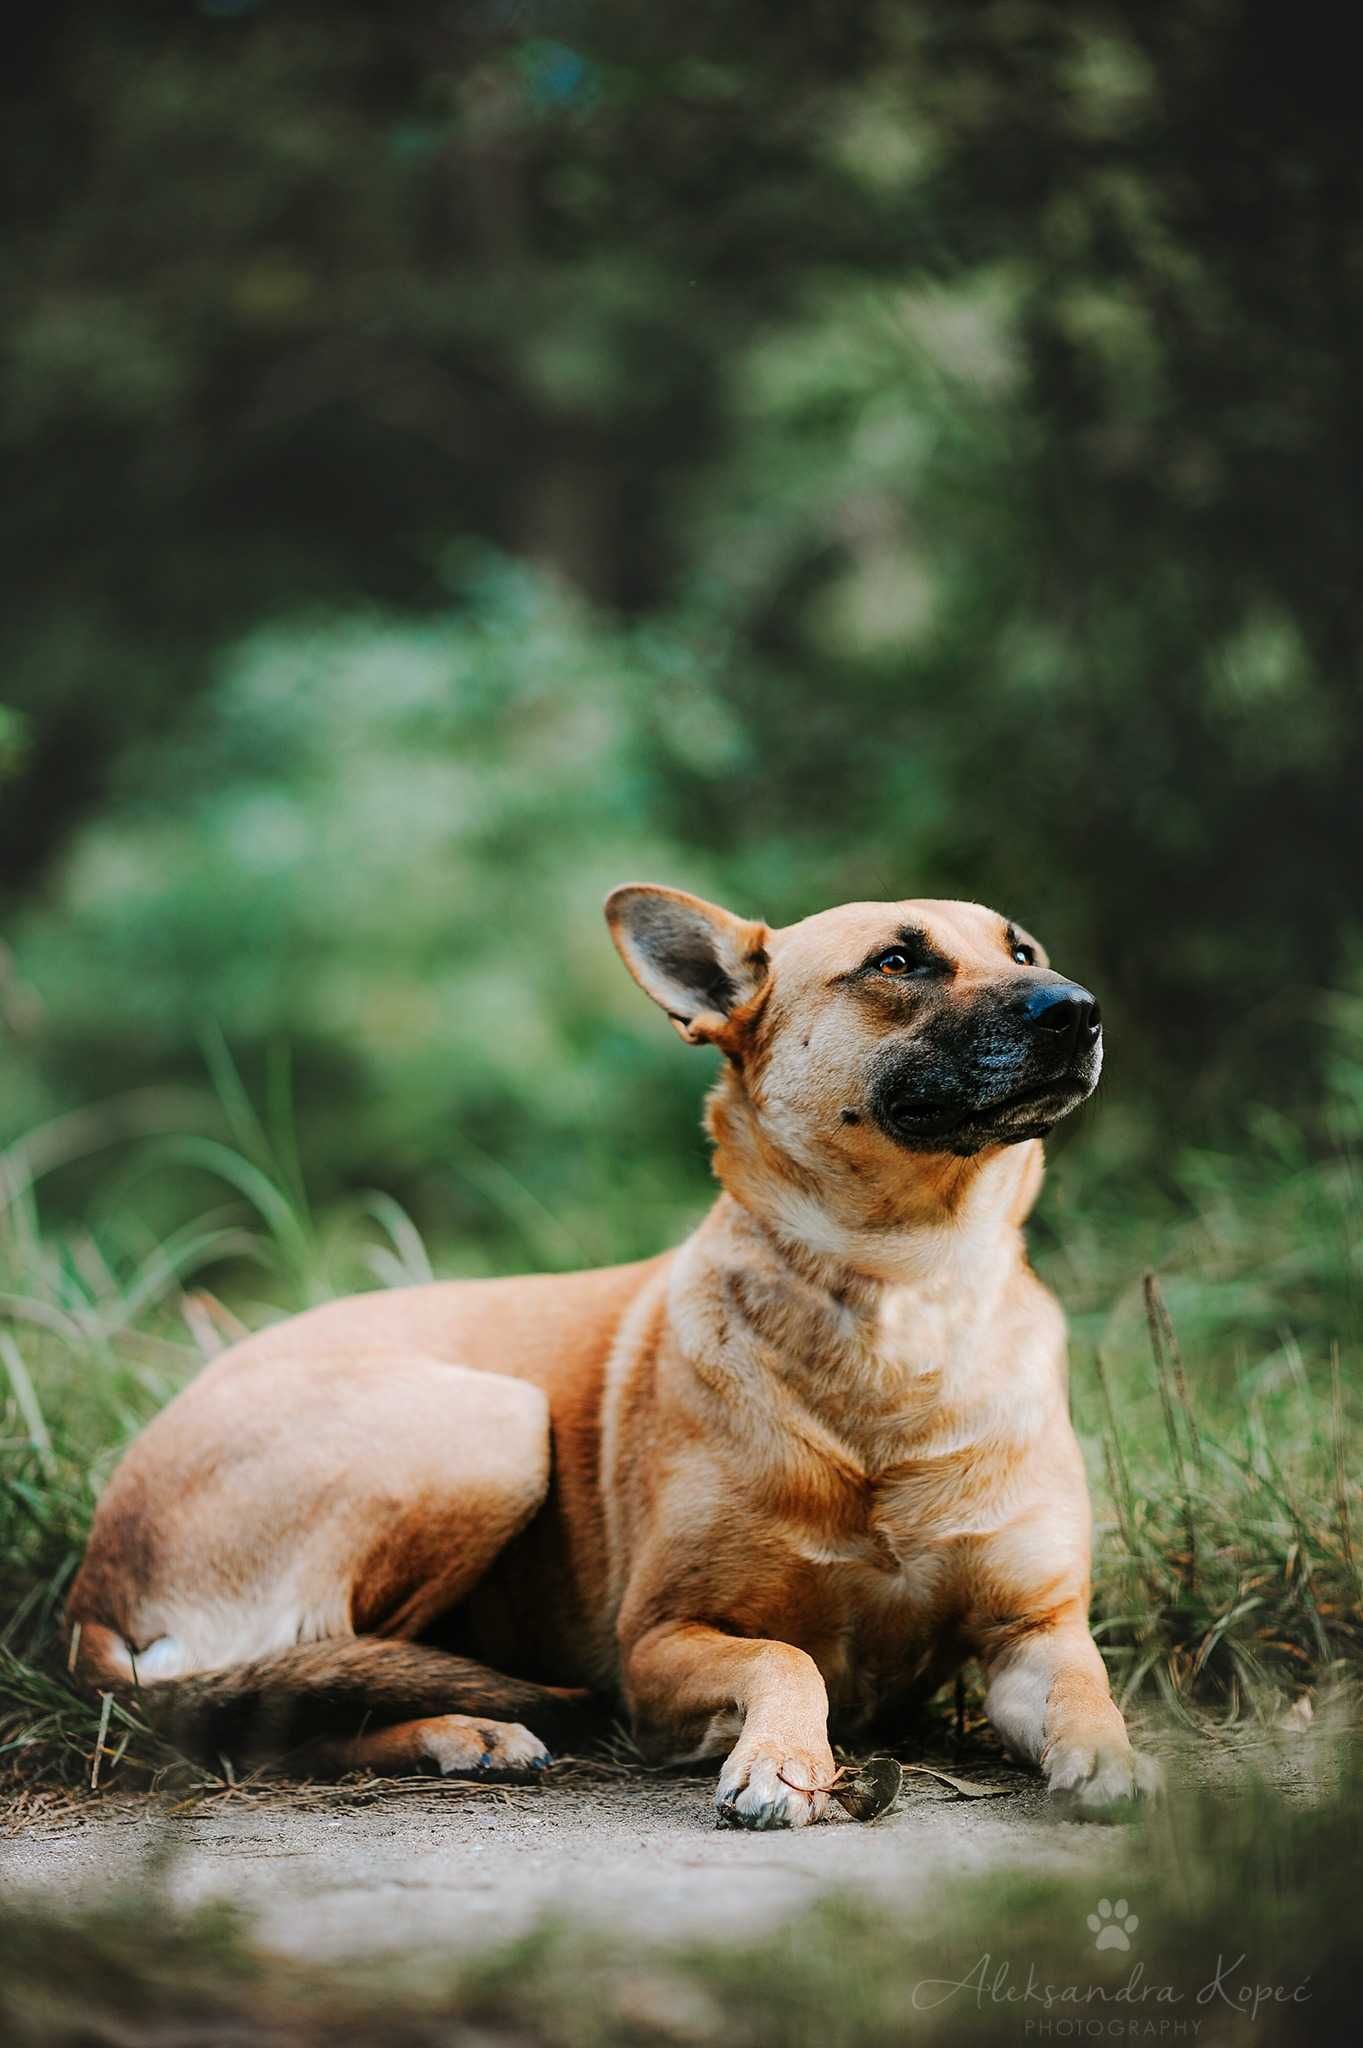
[1331,1340,1360,1599]
[1144,1271,1198,1593]
[0,1331,55,1479]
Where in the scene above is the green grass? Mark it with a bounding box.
[1,1063,1361,1794]
[1040,1120,1363,1727]
[4,1747,1362,2044]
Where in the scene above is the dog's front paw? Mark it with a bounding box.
[715,1740,834,1830]
[1045,1737,1162,1812]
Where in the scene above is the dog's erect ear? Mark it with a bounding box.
[605,885,770,1047]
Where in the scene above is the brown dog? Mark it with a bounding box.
[68,887,1156,1824]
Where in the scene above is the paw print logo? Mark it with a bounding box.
[1087,1897,1139,1952]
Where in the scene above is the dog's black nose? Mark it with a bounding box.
[1024,982,1101,1047]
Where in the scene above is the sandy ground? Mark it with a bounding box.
[0,1759,1129,1962]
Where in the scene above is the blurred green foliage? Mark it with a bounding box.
[3,0,1362,1247]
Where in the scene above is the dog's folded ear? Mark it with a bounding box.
[605,885,770,1048]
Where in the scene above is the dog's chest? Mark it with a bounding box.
[776,1319,1018,1654]
[799,1310,1004,1535]
[786,1456,982,1608]
[793,1531,966,1732]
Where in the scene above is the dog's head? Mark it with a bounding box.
[606,886,1101,1169]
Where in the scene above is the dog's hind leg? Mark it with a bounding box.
[117,1635,596,1770]
[69,1358,558,1728]
[300,1711,554,1781]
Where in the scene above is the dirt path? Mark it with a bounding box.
[0,1761,1124,1961]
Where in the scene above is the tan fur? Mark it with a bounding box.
[68,889,1154,1823]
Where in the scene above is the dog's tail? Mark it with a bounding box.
[72,1622,598,1766]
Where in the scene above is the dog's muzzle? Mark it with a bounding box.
[869,978,1103,1156]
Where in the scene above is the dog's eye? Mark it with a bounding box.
[1011,942,1036,966]
[875,951,912,975]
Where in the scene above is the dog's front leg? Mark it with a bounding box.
[982,1611,1160,1809]
[625,1620,836,1829]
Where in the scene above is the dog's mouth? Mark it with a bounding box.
[881,1070,1094,1146]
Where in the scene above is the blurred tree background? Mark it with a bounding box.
[3,0,1361,1270]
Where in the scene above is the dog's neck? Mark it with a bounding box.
[705,1068,1041,1304]
[684,1078,1047,1453]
